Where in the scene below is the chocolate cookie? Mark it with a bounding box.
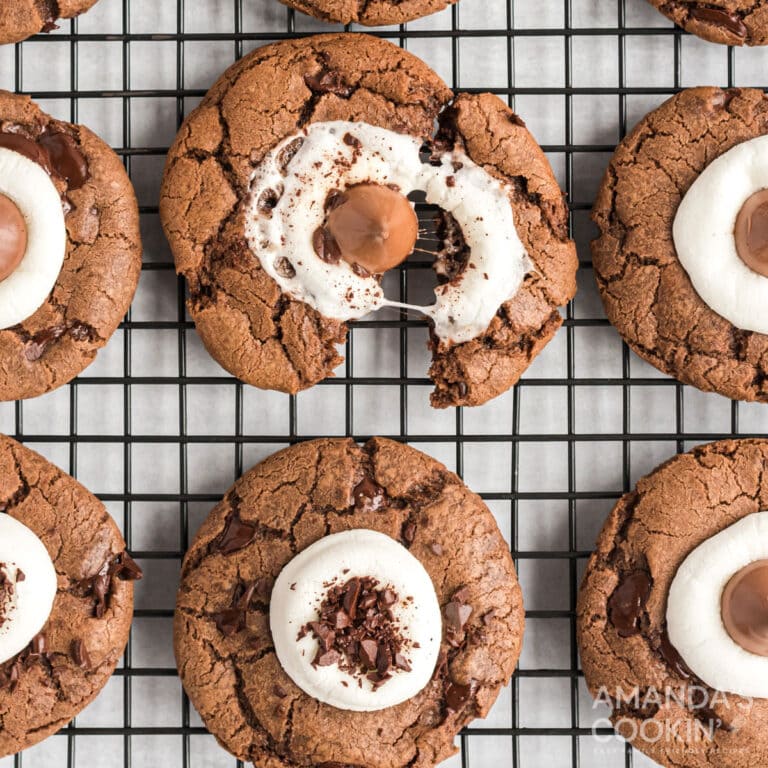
[279,0,457,26]
[0,434,142,757]
[0,92,141,401]
[160,33,577,409]
[577,439,768,768]
[646,2,768,46]
[592,87,768,402]
[175,437,524,767]
[0,0,100,45]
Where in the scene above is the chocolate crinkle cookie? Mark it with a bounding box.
[0,91,141,401]
[578,439,768,768]
[174,437,524,768]
[592,86,768,402]
[647,1,768,46]
[279,0,457,26]
[0,0,100,45]
[0,434,142,757]
[160,33,577,409]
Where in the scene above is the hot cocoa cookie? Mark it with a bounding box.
[592,86,768,402]
[160,33,577,408]
[0,434,142,757]
[174,437,524,767]
[279,0,457,26]
[646,1,768,46]
[0,92,141,401]
[577,439,768,767]
[0,0,100,45]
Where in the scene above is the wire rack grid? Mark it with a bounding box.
[3,0,768,766]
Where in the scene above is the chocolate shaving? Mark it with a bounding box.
[212,578,268,636]
[0,564,15,630]
[0,632,49,692]
[303,576,412,688]
[76,551,143,619]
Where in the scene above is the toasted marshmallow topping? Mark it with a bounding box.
[245,121,531,346]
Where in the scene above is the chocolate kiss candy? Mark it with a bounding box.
[326,183,418,275]
[0,194,27,282]
[722,559,768,657]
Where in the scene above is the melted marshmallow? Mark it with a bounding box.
[270,529,442,711]
[667,511,768,697]
[0,147,66,330]
[0,514,57,664]
[673,135,768,334]
[245,121,531,346]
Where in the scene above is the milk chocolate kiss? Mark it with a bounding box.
[721,559,768,657]
[325,184,418,274]
[0,194,27,282]
[735,189,768,278]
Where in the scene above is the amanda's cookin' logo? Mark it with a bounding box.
[590,685,753,746]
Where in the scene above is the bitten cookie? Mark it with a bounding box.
[592,86,768,402]
[0,0,100,45]
[175,437,524,768]
[160,33,577,409]
[0,434,142,757]
[279,0,457,26]
[646,1,768,46]
[0,92,141,401]
[577,439,768,768]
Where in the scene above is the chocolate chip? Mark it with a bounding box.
[213,513,257,555]
[312,225,342,264]
[342,578,362,620]
[273,684,288,698]
[310,621,336,651]
[401,521,416,545]
[303,70,353,97]
[445,681,474,712]
[277,137,304,174]
[315,649,342,667]
[689,7,747,38]
[429,542,444,556]
[608,570,652,638]
[257,187,281,214]
[444,601,473,633]
[71,639,92,670]
[343,132,361,149]
[359,639,378,668]
[274,256,296,279]
[352,477,387,512]
[446,175,456,188]
[213,606,244,637]
[481,610,495,626]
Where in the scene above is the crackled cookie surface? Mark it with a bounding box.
[0,434,141,757]
[279,0,457,26]
[592,87,768,402]
[0,0,100,45]
[647,1,768,46]
[0,92,141,401]
[577,439,768,768]
[160,33,577,408]
[174,437,524,768]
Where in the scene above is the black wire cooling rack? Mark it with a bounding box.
[3,0,764,766]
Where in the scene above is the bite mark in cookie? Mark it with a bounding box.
[161,34,577,408]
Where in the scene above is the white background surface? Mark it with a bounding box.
[2,0,768,766]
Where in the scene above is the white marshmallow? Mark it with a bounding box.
[0,146,67,330]
[0,514,58,664]
[245,121,532,346]
[673,135,768,334]
[270,529,442,711]
[666,511,768,698]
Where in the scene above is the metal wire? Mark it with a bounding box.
[2,0,746,765]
